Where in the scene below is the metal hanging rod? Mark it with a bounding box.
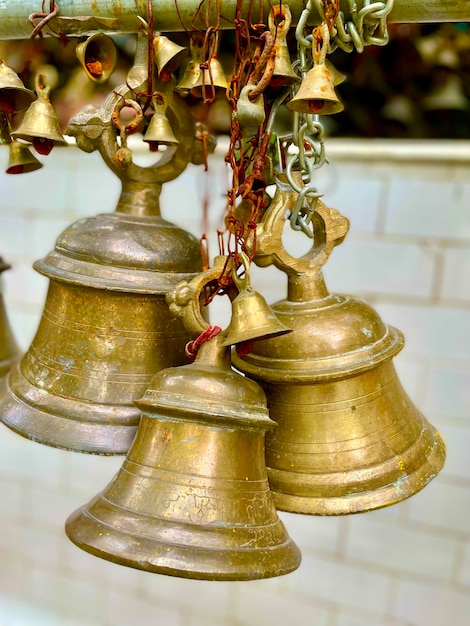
[0,0,468,40]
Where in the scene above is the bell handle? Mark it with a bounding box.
[268,4,292,40]
[166,255,230,337]
[250,173,349,278]
[230,251,252,293]
[35,72,51,101]
[313,22,330,67]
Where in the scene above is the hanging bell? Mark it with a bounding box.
[232,176,446,515]
[76,33,118,83]
[287,25,343,115]
[268,5,300,86]
[0,60,35,115]
[65,258,301,580]
[0,78,202,455]
[11,73,67,155]
[189,57,228,99]
[0,258,20,377]
[6,139,43,174]
[222,253,292,347]
[143,93,179,147]
[153,35,188,81]
[175,37,204,94]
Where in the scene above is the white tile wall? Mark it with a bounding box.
[1,139,470,626]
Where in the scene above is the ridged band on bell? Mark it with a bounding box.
[232,178,445,515]
[0,73,202,454]
[0,258,20,377]
[66,334,301,580]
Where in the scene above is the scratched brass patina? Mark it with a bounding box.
[0,258,20,377]
[0,45,202,454]
[66,258,301,580]
[232,176,446,515]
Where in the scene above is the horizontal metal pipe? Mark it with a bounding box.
[0,0,468,40]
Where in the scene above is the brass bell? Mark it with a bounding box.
[153,35,188,81]
[76,33,118,83]
[6,139,43,174]
[143,94,179,147]
[189,57,228,99]
[222,253,292,347]
[11,73,67,155]
[0,258,20,377]
[0,60,35,114]
[268,5,300,86]
[175,37,204,94]
[0,78,202,454]
[287,25,343,115]
[233,176,446,515]
[65,259,301,580]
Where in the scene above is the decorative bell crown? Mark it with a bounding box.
[233,175,446,515]
[65,256,301,580]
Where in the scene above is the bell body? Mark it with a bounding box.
[0,184,202,454]
[0,259,20,377]
[287,64,344,115]
[0,60,35,114]
[12,98,67,145]
[233,288,446,515]
[66,337,301,580]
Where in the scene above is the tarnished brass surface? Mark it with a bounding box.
[233,178,445,515]
[66,330,301,580]
[0,72,202,454]
[0,258,20,377]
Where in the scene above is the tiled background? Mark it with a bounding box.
[0,138,469,625]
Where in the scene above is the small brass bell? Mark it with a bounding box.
[153,35,188,81]
[65,258,301,580]
[143,93,179,147]
[175,37,204,94]
[268,5,300,86]
[222,253,292,347]
[11,73,67,155]
[287,25,343,115]
[189,57,228,99]
[76,33,118,83]
[0,258,20,377]
[6,139,43,174]
[0,60,35,114]
[233,176,445,515]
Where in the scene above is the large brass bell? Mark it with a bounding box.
[0,74,202,454]
[233,177,446,515]
[153,35,188,81]
[287,25,343,115]
[222,253,292,347]
[11,73,67,155]
[65,257,301,580]
[268,5,300,86]
[143,93,179,147]
[75,33,118,83]
[6,139,43,174]
[0,258,20,377]
[0,60,35,114]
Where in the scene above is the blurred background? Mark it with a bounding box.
[0,19,470,626]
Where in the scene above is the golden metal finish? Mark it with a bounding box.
[75,33,117,83]
[0,72,202,454]
[269,5,300,86]
[153,35,188,79]
[0,60,35,114]
[233,177,446,515]
[6,140,43,174]
[0,259,20,377]
[11,73,67,146]
[66,262,301,580]
[143,94,179,146]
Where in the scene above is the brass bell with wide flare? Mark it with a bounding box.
[287,25,343,115]
[175,37,204,94]
[0,74,202,454]
[232,176,446,515]
[268,5,300,86]
[6,139,43,174]
[0,258,20,377]
[153,35,188,81]
[0,60,35,115]
[11,73,67,155]
[65,257,301,580]
[143,93,179,147]
[76,33,118,83]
